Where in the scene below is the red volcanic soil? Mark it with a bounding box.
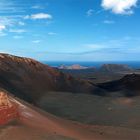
[0,91,18,125]
[0,105,18,125]
[0,90,140,140]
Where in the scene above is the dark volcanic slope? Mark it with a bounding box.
[98,74,140,96]
[0,53,104,103]
[99,64,133,73]
[1,89,140,140]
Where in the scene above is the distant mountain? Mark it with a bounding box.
[59,65,96,80]
[0,53,104,104]
[99,64,133,73]
[98,74,140,96]
[59,64,89,70]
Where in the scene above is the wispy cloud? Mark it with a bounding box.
[0,25,6,31]
[0,17,16,27]
[48,32,57,35]
[0,0,25,14]
[31,5,44,9]
[0,16,26,34]
[32,40,41,43]
[86,9,94,17]
[44,37,140,57]
[101,0,138,15]
[13,35,23,39]
[83,37,135,53]
[0,32,7,37]
[9,29,26,33]
[24,13,52,20]
[18,21,25,26]
[84,44,105,50]
[103,20,115,24]
[0,0,53,40]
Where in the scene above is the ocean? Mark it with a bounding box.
[41,61,140,69]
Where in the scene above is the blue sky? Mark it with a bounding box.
[0,0,140,61]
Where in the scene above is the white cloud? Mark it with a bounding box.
[0,16,25,28]
[103,20,115,24]
[0,17,15,27]
[86,9,94,17]
[32,40,41,43]
[9,29,26,33]
[31,13,52,19]
[25,13,52,20]
[0,1,25,14]
[101,0,138,15]
[0,25,6,31]
[0,24,7,37]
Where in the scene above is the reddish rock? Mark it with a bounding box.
[0,91,18,125]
